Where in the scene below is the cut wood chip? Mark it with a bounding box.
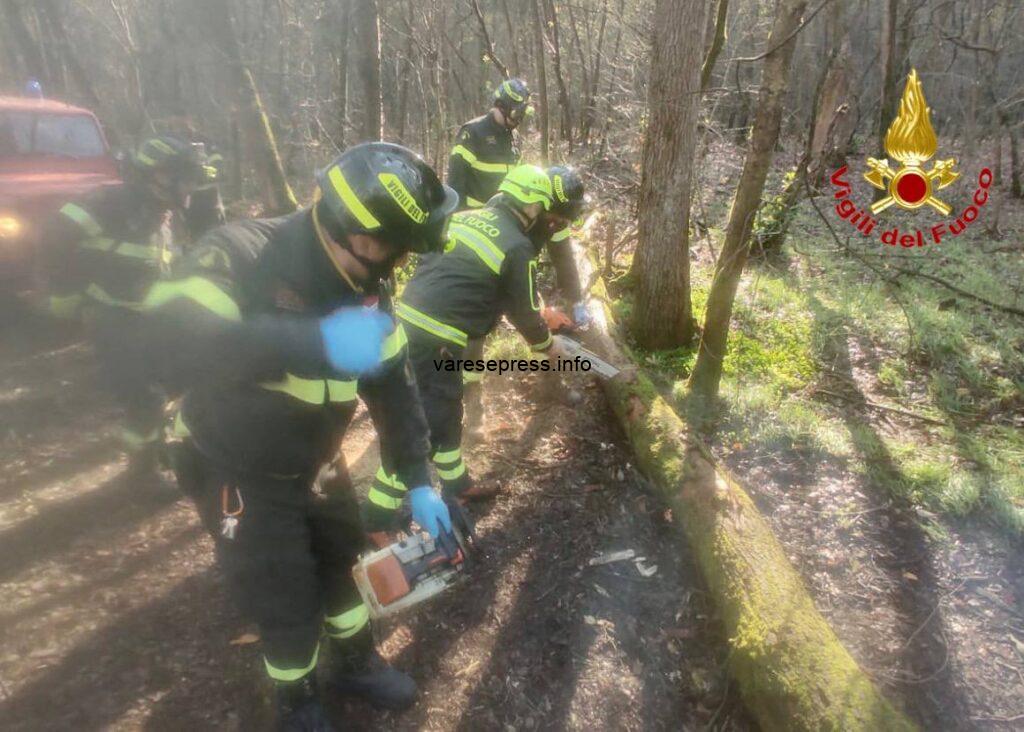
[230,632,260,646]
[589,549,636,566]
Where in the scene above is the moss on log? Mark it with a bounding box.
[576,263,915,731]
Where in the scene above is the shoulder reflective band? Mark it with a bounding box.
[530,331,553,352]
[264,644,320,682]
[466,196,486,208]
[449,223,505,275]
[395,302,468,347]
[142,277,241,321]
[149,138,176,155]
[380,324,408,361]
[59,203,102,237]
[327,166,380,230]
[451,145,512,174]
[325,603,370,639]
[528,260,540,310]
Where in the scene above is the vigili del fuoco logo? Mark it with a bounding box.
[829,69,993,248]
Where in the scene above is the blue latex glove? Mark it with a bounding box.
[319,307,393,374]
[409,485,453,538]
[572,301,592,327]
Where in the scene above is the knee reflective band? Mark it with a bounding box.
[395,302,468,347]
[120,427,161,450]
[261,373,358,405]
[325,603,370,639]
[368,467,407,509]
[264,644,320,682]
[433,448,466,481]
[462,371,484,385]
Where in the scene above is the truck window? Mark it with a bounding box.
[0,111,105,157]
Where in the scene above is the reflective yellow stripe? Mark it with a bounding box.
[437,462,467,480]
[466,196,486,208]
[325,603,370,639]
[149,138,175,155]
[120,427,161,448]
[463,370,484,384]
[449,223,505,274]
[327,379,358,402]
[531,332,553,351]
[528,260,540,311]
[451,145,511,174]
[172,410,191,438]
[380,324,408,361]
[48,293,83,319]
[264,644,319,682]
[80,237,163,261]
[142,277,241,321]
[375,467,407,491]
[395,302,468,347]
[368,487,403,509]
[85,283,142,309]
[550,226,571,243]
[59,203,102,236]
[433,447,461,464]
[135,152,157,166]
[327,166,381,230]
[261,374,326,404]
[502,80,525,102]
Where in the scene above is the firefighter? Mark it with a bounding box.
[365,165,584,526]
[447,80,591,438]
[44,136,207,482]
[183,141,227,240]
[131,142,458,730]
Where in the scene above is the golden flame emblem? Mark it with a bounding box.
[864,69,959,215]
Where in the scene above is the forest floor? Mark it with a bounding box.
[0,296,753,731]
[611,140,1024,730]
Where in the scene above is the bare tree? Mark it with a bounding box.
[688,0,809,408]
[352,0,383,142]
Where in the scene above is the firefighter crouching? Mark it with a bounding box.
[42,136,207,483]
[366,164,585,529]
[130,142,459,730]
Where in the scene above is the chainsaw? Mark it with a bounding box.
[352,500,474,618]
[557,336,620,379]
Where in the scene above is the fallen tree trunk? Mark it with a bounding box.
[573,251,915,731]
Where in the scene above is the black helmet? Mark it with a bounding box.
[547,165,585,220]
[315,142,459,254]
[132,136,207,185]
[494,78,531,122]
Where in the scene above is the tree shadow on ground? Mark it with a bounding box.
[808,294,974,730]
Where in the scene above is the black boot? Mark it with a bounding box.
[276,677,335,732]
[327,628,417,711]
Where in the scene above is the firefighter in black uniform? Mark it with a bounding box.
[365,165,584,518]
[183,142,227,240]
[447,80,591,439]
[44,136,207,481]
[131,142,458,731]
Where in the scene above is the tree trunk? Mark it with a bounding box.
[573,247,915,732]
[688,0,808,409]
[352,0,383,142]
[196,0,297,214]
[542,0,573,150]
[700,0,729,92]
[629,0,707,349]
[2,0,51,88]
[876,0,899,160]
[334,0,352,149]
[1010,123,1022,198]
[531,0,550,164]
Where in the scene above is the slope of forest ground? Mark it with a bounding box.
[603,140,1024,729]
[0,297,754,731]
